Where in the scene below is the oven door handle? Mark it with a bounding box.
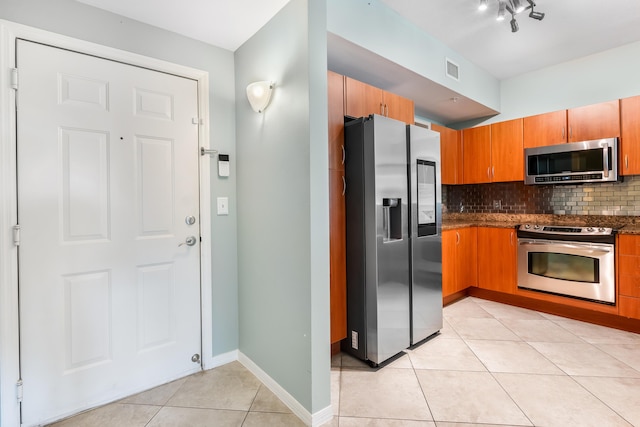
[519,241,612,254]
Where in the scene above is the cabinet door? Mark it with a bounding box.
[620,95,640,175]
[345,77,383,118]
[523,110,567,148]
[383,90,414,124]
[618,235,640,299]
[477,227,516,293]
[457,227,478,290]
[329,169,347,343]
[491,118,524,182]
[568,100,620,142]
[432,124,462,185]
[328,71,345,171]
[442,230,457,297]
[462,125,491,184]
[619,295,640,320]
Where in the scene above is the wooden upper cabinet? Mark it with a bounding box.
[383,90,414,124]
[345,76,384,118]
[328,71,345,171]
[620,95,640,175]
[432,124,462,185]
[477,227,517,294]
[462,125,491,184]
[344,76,414,124]
[523,110,567,148]
[490,118,524,182]
[568,100,620,142]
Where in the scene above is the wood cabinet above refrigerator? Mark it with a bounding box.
[344,76,414,124]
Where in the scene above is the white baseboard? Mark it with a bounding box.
[310,404,334,426]
[238,352,334,427]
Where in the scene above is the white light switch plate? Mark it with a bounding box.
[217,197,229,215]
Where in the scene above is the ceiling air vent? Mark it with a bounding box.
[445,58,460,81]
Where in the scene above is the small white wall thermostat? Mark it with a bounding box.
[218,154,230,177]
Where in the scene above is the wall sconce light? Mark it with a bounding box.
[246,81,274,113]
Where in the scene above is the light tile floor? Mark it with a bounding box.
[330,297,640,427]
[49,297,640,426]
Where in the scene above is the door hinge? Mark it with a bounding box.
[10,68,18,90]
[191,117,202,125]
[13,224,20,246]
[16,379,23,403]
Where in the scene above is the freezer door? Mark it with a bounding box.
[369,115,411,365]
[407,124,443,345]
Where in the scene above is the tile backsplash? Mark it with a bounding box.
[443,175,640,216]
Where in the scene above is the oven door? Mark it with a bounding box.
[517,238,615,304]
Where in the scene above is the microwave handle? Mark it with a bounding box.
[603,145,609,178]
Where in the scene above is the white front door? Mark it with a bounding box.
[17,40,202,426]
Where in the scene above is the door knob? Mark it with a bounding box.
[179,236,197,247]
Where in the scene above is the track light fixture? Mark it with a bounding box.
[496,0,507,21]
[478,0,545,32]
[510,17,519,32]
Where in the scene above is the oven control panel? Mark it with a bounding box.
[518,224,613,236]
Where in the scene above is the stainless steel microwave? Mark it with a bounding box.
[524,138,619,185]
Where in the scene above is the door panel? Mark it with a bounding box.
[17,40,201,425]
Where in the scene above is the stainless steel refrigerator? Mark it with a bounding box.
[342,114,442,366]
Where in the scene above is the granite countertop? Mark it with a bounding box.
[442,213,640,235]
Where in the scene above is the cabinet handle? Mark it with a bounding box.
[342,175,346,196]
[341,144,345,165]
[562,126,565,139]
[510,231,514,246]
[380,103,384,115]
[456,231,460,245]
[625,154,629,170]
[492,166,495,177]
[385,104,389,117]
[487,167,491,178]
[569,126,572,140]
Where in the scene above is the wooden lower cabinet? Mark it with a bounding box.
[329,169,347,342]
[477,227,517,294]
[442,227,477,298]
[618,234,640,320]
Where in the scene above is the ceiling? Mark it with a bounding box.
[76,0,291,51]
[379,0,640,80]
[76,0,640,124]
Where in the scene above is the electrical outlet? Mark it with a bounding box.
[493,200,502,209]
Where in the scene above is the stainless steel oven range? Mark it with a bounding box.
[517,224,616,305]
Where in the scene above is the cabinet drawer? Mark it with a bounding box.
[619,273,640,298]
[619,295,640,320]
[618,235,640,256]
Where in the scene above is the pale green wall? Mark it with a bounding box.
[492,40,640,124]
[0,0,240,357]
[235,0,330,414]
[327,0,501,113]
